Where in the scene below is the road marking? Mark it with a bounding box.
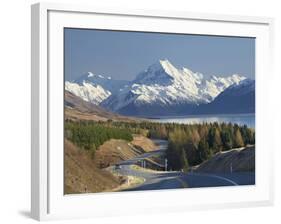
[207,174,238,186]
[193,173,238,186]
[176,177,189,188]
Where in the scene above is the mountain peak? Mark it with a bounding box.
[146,59,175,72]
[229,73,246,82]
[159,58,173,67]
[209,74,246,83]
[182,67,194,74]
[75,72,110,85]
[87,72,95,78]
[133,59,178,85]
[227,78,255,91]
[85,71,105,79]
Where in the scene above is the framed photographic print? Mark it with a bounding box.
[31,2,274,221]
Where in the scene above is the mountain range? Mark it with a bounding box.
[193,78,255,114]
[65,59,255,117]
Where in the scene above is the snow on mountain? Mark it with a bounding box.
[220,78,255,95]
[74,72,129,94]
[65,59,247,116]
[65,72,129,105]
[199,74,246,102]
[102,59,246,115]
[194,78,255,114]
[65,81,111,105]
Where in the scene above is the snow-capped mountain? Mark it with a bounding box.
[65,81,111,105]
[101,59,246,116]
[74,72,129,94]
[65,59,249,116]
[194,79,255,114]
[65,72,129,105]
[219,78,255,96]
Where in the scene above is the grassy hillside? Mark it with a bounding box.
[131,135,157,152]
[64,139,122,194]
[65,90,139,122]
[65,134,157,193]
[95,135,157,168]
[195,146,255,173]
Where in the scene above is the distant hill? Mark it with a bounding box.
[193,79,255,114]
[65,90,113,114]
[64,90,137,122]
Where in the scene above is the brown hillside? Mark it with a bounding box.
[65,90,139,122]
[131,135,157,152]
[65,107,108,122]
[94,135,157,168]
[64,139,121,194]
[195,146,255,173]
[65,135,157,193]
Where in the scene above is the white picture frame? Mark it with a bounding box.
[31,2,274,221]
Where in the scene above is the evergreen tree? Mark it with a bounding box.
[191,128,200,147]
[198,125,208,139]
[221,129,233,150]
[214,128,222,152]
[207,127,216,149]
[198,139,210,161]
[233,128,244,148]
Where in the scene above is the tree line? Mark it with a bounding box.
[65,119,254,169]
[65,120,133,156]
[166,122,255,171]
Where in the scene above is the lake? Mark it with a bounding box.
[148,113,255,128]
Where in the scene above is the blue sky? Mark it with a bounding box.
[64,28,255,81]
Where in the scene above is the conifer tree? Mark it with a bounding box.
[198,139,210,161]
[233,128,244,148]
[221,129,233,150]
[214,128,222,152]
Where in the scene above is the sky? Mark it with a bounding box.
[64,28,255,81]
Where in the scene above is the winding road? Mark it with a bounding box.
[110,140,255,191]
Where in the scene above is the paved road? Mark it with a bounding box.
[110,139,255,191]
[116,139,167,167]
